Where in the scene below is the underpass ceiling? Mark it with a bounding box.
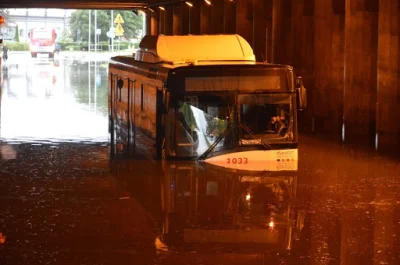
[0,0,166,9]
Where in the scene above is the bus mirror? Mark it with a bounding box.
[296,76,303,87]
[163,91,170,113]
[296,76,307,110]
[297,84,307,111]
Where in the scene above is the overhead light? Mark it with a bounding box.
[148,7,155,12]
[159,6,165,11]
[269,220,275,229]
[204,0,211,5]
[185,1,193,7]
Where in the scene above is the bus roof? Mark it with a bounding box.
[135,34,256,64]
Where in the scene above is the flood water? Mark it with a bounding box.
[1,53,400,265]
[0,53,109,143]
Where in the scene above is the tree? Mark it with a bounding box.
[69,9,144,42]
[59,28,72,42]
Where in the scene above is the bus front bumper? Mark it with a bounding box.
[203,149,298,172]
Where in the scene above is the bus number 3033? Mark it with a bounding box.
[226,158,248,164]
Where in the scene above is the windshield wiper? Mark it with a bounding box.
[198,125,233,161]
[239,123,272,150]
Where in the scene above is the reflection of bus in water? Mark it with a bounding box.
[109,159,305,261]
[161,162,304,258]
[28,28,57,58]
[108,34,307,172]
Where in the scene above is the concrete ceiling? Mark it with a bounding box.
[0,0,166,10]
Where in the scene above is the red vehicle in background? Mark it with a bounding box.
[28,28,57,58]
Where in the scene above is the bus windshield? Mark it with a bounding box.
[166,92,295,158]
[238,93,294,145]
[166,94,234,158]
[32,30,52,40]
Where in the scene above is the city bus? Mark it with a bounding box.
[28,28,57,58]
[108,34,307,172]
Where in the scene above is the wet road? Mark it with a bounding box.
[1,54,400,265]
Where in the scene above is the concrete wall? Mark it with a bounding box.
[145,0,400,154]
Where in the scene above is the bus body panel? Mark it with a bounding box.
[108,57,169,159]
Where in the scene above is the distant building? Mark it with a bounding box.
[2,8,74,42]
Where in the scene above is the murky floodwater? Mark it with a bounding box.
[1,54,400,265]
[1,53,109,143]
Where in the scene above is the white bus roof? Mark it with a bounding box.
[135,34,256,64]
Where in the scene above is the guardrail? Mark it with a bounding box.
[89,44,103,52]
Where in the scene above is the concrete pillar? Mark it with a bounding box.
[210,0,224,34]
[271,0,292,65]
[252,0,270,62]
[313,0,345,136]
[173,6,181,35]
[145,11,151,35]
[376,0,400,154]
[159,10,165,34]
[343,0,378,145]
[165,7,174,35]
[180,2,190,35]
[236,0,253,47]
[150,10,159,35]
[223,0,236,34]
[189,2,201,34]
[200,2,211,34]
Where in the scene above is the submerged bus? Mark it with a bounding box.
[108,34,306,172]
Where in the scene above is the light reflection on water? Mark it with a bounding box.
[0,57,109,143]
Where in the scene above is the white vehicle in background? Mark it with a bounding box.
[28,28,57,58]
